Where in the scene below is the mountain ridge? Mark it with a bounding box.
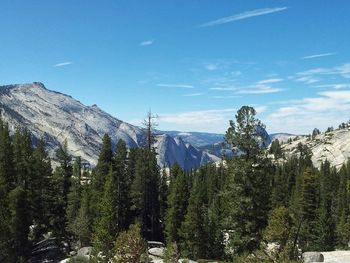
[0,82,220,170]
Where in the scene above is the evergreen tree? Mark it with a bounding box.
[225,106,265,161]
[315,160,336,250]
[94,134,113,189]
[290,167,319,252]
[0,119,15,188]
[312,128,321,140]
[224,106,271,254]
[0,204,12,262]
[271,165,286,208]
[131,148,161,240]
[207,194,225,259]
[264,206,292,256]
[0,119,14,262]
[93,167,120,260]
[113,139,129,231]
[31,138,52,240]
[180,172,209,259]
[12,128,33,188]
[336,162,350,248]
[56,140,73,202]
[72,184,92,247]
[112,223,147,263]
[269,139,282,159]
[90,134,113,219]
[126,147,138,223]
[9,186,30,262]
[165,163,189,245]
[66,157,83,240]
[159,167,168,242]
[164,242,180,263]
[50,140,73,238]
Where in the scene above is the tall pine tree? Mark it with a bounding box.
[224,106,271,254]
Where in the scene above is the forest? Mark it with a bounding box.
[1,106,350,263]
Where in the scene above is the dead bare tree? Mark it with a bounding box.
[142,109,158,151]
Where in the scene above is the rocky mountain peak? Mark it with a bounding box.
[0,82,219,170]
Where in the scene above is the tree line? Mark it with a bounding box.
[1,106,350,262]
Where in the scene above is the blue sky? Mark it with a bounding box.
[1,0,350,134]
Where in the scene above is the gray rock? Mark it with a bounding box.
[149,247,165,258]
[77,246,92,257]
[281,128,350,170]
[303,252,324,263]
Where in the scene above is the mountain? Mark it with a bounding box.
[154,135,219,169]
[0,82,219,170]
[269,133,297,143]
[280,128,350,169]
[161,131,224,147]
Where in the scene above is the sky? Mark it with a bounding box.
[0,0,350,134]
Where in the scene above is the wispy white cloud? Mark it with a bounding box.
[257,78,283,84]
[140,40,154,46]
[210,86,238,91]
[265,90,350,133]
[314,84,350,89]
[236,85,283,94]
[295,76,320,84]
[211,95,241,99]
[183,93,203,97]
[210,83,283,94]
[54,61,72,67]
[159,108,237,133]
[199,7,288,27]
[294,63,350,84]
[301,52,335,60]
[157,83,194,89]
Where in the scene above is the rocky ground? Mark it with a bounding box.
[321,250,350,263]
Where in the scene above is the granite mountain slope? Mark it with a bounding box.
[279,128,350,169]
[0,82,219,169]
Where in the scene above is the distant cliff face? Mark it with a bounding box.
[0,82,220,170]
[280,128,350,169]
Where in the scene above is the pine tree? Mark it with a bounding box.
[290,167,319,252]
[271,165,287,208]
[126,148,138,223]
[315,160,336,250]
[131,148,161,240]
[72,184,92,247]
[112,223,147,263]
[31,138,52,240]
[12,128,33,188]
[224,106,271,254]
[159,167,168,242]
[93,166,120,260]
[91,134,113,219]
[9,186,30,262]
[50,140,73,238]
[113,139,129,231]
[56,140,73,202]
[264,206,292,255]
[145,149,162,240]
[0,119,14,262]
[269,139,283,159]
[207,194,225,259]
[336,162,350,248]
[0,119,15,189]
[165,163,189,245]
[94,134,113,188]
[180,173,209,259]
[66,157,83,240]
